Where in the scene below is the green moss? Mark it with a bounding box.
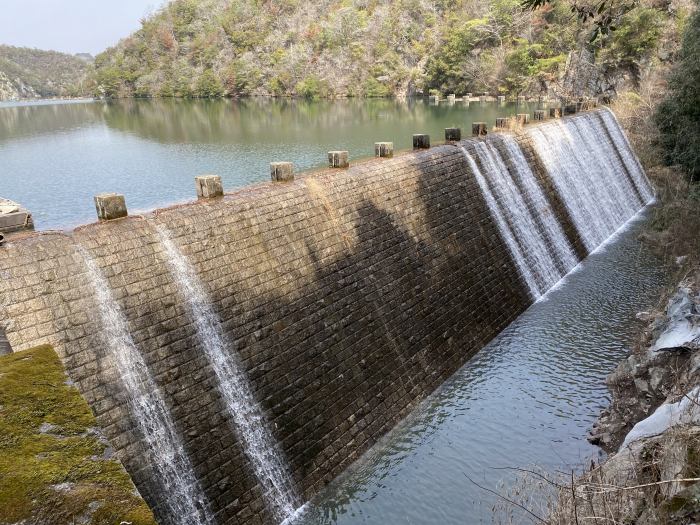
[0,345,155,525]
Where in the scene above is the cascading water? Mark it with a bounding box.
[77,246,213,525]
[458,145,544,299]
[568,116,642,221]
[496,135,578,273]
[598,108,655,203]
[526,113,652,251]
[154,224,301,523]
[476,140,572,293]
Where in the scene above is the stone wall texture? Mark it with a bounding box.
[0,109,647,525]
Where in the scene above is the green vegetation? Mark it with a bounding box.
[0,46,91,100]
[655,0,700,181]
[0,345,155,525]
[92,0,676,99]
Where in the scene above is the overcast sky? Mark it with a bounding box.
[0,0,167,55]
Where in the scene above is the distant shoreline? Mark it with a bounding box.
[0,97,95,108]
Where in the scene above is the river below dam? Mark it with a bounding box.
[0,98,537,230]
[297,207,669,524]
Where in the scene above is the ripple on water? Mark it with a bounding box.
[298,207,669,525]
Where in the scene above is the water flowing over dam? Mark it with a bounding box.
[77,247,213,525]
[154,224,300,521]
[0,108,653,524]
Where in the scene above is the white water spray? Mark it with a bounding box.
[526,113,651,251]
[154,224,301,523]
[77,246,213,525]
[458,145,544,299]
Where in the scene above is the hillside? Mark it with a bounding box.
[0,45,91,100]
[92,0,685,99]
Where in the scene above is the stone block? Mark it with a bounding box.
[412,134,430,149]
[472,122,487,137]
[533,110,546,121]
[94,193,127,221]
[270,162,294,182]
[328,151,349,169]
[374,142,393,158]
[495,118,510,130]
[516,113,530,125]
[444,128,461,141]
[549,107,562,119]
[195,175,224,199]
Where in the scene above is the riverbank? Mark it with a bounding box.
[528,80,700,521]
[545,266,700,524]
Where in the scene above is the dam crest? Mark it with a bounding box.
[0,108,653,524]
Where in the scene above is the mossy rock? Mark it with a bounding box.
[0,345,156,525]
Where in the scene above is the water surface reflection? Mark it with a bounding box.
[1,98,536,230]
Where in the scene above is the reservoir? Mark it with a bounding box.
[0,98,535,230]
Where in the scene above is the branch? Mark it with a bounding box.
[463,473,547,523]
[490,466,568,489]
[579,477,700,494]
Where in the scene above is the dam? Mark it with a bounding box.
[0,108,654,524]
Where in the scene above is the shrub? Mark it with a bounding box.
[654,0,700,181]
[295,75,330,99]
[194,69,224,98]
[363,77,392,97]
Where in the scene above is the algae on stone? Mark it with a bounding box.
[0,345,155,525]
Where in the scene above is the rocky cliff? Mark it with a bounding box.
[0,45,90,101]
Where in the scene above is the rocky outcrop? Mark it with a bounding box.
[553,269,700,524]
[590,279,700,451]
[0,70,38,101]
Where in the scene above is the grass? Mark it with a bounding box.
[0,345,155,525]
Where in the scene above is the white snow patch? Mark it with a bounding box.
[621,387,700,448]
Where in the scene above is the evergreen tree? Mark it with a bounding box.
[654,1,700,181]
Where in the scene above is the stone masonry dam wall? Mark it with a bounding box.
[0,109,654,525]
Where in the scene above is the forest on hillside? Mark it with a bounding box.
[91,0,689,100]
[0,46,90,100]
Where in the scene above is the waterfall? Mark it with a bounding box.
[154,224,301,523]
[526,113,650,252]
[496,135,578,273]
[598,108,655,204]
[77,246,213,525]
[458,145,545,299]
[456,109,649,300]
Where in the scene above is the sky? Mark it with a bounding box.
[0,0,166,55]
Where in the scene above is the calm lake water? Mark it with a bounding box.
[0,98,536,230]
[297,208,669,524]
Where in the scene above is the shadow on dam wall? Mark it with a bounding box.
[0,109,653,524]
